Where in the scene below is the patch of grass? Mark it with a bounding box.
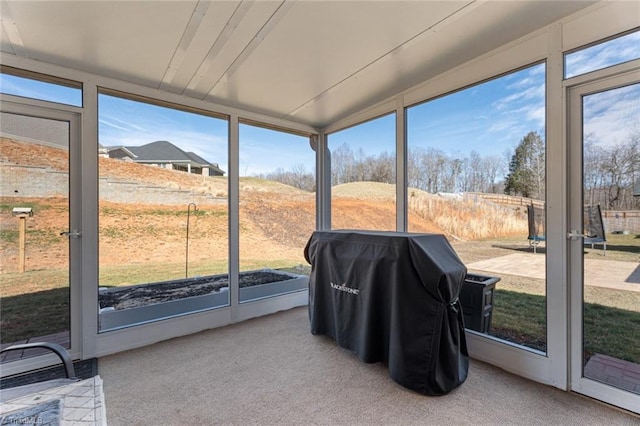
[0,230,18,243]
[98,259,230,287]
[98,259,308,288]
[584,304,640,364]
[491,289,547,351]
[101,226,126,239]
[490,289,640,363]
[0,201,51,214]
[276,264,311,276]
[27,229,64,246]
[100,207,120,216]
[0,287,70,343]
[205,210,228,218]
[0,269,69,343]
[99,224,172,239]
[1,269,69,297]
[144,209,207,217]
[100,206,226,218]
[240,260,309,274]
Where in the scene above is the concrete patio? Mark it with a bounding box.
[468,253,640,293]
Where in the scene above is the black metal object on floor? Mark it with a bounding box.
[459,274,500,333]
[1,342,97,391]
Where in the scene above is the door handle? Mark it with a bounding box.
[60,230,82,239]
[566,230,594,240]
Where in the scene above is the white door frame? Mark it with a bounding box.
[566,63,640,414]
[0,95,83,376]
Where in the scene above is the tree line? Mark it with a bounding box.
[260,130,639,210]
[583,134,639,210]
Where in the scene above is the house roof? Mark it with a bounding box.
[126,141,191,163]
[107,146,138,158]
[185,151,214,167]
[119,141,225,175]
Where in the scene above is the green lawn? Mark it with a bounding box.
[1,235,638,366]
[490,288,640,364]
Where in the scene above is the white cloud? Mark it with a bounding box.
[99,119,130,133]
[492,83,544,112]
[487,118,518,133]
[565,32,640,78]
[527,106,545,126]
[583,84,640,148]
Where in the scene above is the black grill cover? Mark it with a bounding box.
[304,230,469,395]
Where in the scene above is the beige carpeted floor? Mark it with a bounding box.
[100,307,638,425]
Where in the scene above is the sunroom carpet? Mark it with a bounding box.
[99,307,637,425]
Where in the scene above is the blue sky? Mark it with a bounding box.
[330,63,546,161]
[407,63,545,158]
[565,31,640,79]
[98,94,229,169]
[1,30,638,177]
[583,83,639,148]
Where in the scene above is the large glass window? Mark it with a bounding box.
[565,30,640,79]
[0,67,82,107]
[238,123,315,302]
[98,91,229,331]
[328,113,396,230]
[407,63,548,352]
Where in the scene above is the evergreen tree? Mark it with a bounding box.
[504,131,545,199]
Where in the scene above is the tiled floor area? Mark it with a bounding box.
[0,376,106,425]
[584,354,640,394]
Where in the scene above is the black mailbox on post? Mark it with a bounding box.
[459,274,500,333]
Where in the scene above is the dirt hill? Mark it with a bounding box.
[0,139,526,273]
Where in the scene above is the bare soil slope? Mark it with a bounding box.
[2,139,522,273]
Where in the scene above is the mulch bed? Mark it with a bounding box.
[99,271,295,310]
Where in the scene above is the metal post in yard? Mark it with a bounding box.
[12,207,33,273]
[186,203,197,278]
[18,214,27,273]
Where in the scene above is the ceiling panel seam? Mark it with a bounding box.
[204,0,294,101]
[283,0,482,121]
[183,0,254,97]
[1,1,26,57]
[159,1,211,91]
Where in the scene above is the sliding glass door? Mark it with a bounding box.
[568,69,640,414]
[0,99,82,365]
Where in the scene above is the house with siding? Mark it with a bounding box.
[106,140,225,176]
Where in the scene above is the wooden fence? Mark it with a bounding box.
[465,193,544,209]
[467,193,640,233]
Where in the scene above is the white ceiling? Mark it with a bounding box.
[1,1,597,129]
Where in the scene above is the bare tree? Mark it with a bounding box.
[330,143,354,185]
[482,155,507,193]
